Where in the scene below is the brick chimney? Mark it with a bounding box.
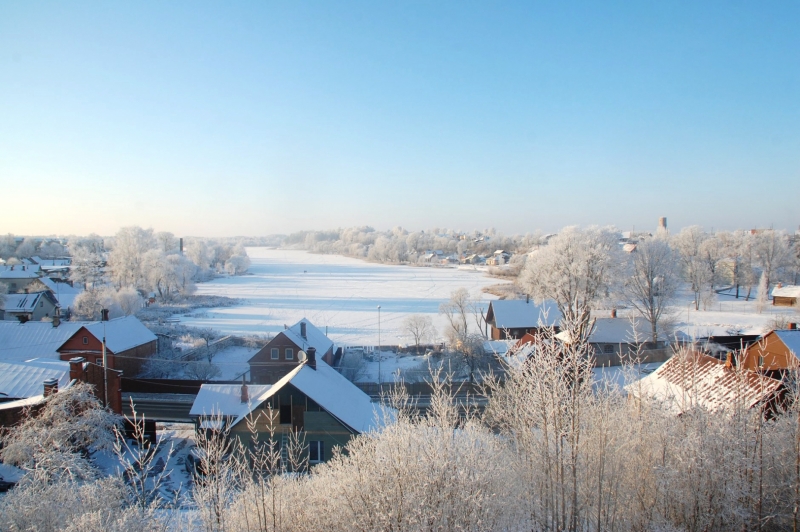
[69,357,86,382]
[43,378,58,397]
[306,347,317,370]
[300,321,307,339]
[789,323,797,330]
[101,308,109,321]
[724,352,733,369]
[611,308,617,318]
[52,312,61,328]
[240,375,249,403]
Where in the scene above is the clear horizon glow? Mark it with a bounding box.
[1,2,798,237]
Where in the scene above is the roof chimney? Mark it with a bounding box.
[526,294,529,304]
[52,313,61,328]
[43,378,58,397]
[101,308,109,321]
[69,357,86,382]
[240,375,249,403]
[611,308,617,318]
[724,352,733,369]
[789,323,797,330]
[300,321,307,339]
[306,347,317,370]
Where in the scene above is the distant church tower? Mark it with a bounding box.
[658,217,667,231]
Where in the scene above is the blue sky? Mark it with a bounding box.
[1,2,798,237]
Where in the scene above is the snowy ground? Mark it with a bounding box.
[181,248,509,346]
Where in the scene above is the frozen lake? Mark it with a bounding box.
[180,248,509,346]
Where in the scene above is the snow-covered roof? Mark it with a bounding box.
[81,316,157,353]
[0,321,84,362]
[772,285,800,298]
[556,317,664,344]
[0,359,71,400]
[0,265,40,279]
[1,291,56,313]
[631,352,783,415]
[774,330,800,359]
[34,278,81,306]
[487,299,562,329]
[282,318,334,356]
[189,383,274,419]
[191,358,384,434]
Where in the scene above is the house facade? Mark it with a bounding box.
[248,319,335,384]
[772,285,800,307]
[57,316,157,376]
[192,348,383,468]
[1,291,59,322]
[485,298,562,340]
[741,328,800,379]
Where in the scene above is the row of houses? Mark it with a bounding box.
[422,249,513,266]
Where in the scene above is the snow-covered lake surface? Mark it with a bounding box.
[181,248,509,346]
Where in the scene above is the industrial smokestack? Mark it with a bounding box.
[179,238,184,254]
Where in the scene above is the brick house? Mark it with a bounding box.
[57,315,157,376]
[248,319,335,384]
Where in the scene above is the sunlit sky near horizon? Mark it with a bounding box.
[1,2,798,238]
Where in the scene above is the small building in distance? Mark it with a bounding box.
[248,319,335,384]
[772,285,800,307]
[485,298,562,340]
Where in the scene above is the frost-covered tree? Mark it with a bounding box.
[673,226,712,310]
[108,227,155,289]
[621,236,679,343]
[753,229,791,289]
[519,226,620,342]
[225,253,251,275]
[403,314,436,353]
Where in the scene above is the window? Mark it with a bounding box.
[309,441,324,463]
[271,348,279,360]
[40,301,44,307]
[285,348,293,360]
[279,405,292,424]
[603,344,614,354]
[82,336,89,345]
[758,356,765,368]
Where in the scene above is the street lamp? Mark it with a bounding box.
[377,305,381,386]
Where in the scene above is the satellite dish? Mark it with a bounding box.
[298,350,307,362]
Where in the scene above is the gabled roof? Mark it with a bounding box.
[773,330,800,359]
[189,383,274,419]
[282,318,334,355]
[1,291,58,314]
[191,358,384,434]
[0,321,84,362]
[557,317,664,344]
[78,316,157,353]
[772,285,800,298]
[0,359,71,400]
[486,299,562,329]
[632,351,783,415]
[0,266,40,279]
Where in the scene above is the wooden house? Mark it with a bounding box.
[740,328,800,379]
[191,347,384,467]
[485,298,562,340]
[248,319,335,384]
[1,290,59,322]
[772,285,800,307]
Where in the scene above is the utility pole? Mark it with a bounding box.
[377,305,381,386]
[102,309,108,409]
